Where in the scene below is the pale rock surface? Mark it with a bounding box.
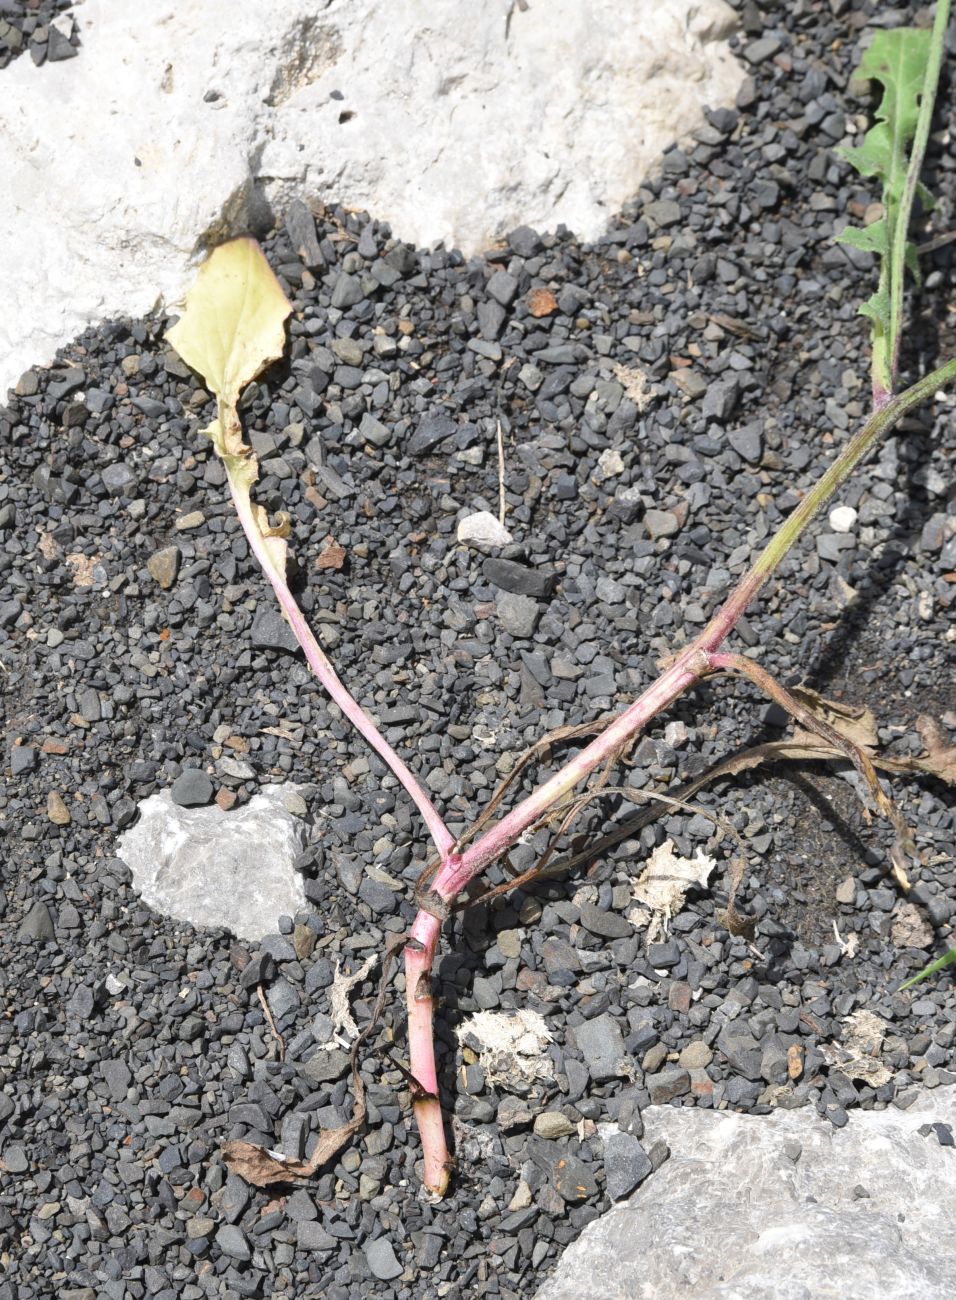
[0,0,742,392]
[261,0,743,254]
[536,1088,956,1300]
[116,786,309,939]
[457,510,514,550]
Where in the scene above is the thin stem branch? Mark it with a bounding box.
[228,477,457,861]
[918,228,956,255]
[496,418,507,527]
[694,356,956,648]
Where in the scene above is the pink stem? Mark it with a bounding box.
[438,650,709,894]
[229,480,457,861]
[404,904,452,1195]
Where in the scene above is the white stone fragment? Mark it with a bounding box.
[537,1087,956,1300]
[0,0,743,393]
[457,511,514,549]
[829,505,858,533]
[663,721,689,748]
[116,786,309,939]
[594,448,626,481]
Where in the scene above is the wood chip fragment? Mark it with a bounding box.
[787,1043,804,1081]
[46,791,71,825]
[527,288,557,317]
[316,537,347,570]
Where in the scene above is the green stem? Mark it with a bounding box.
[696,355,956,647]
[888,0,952,394]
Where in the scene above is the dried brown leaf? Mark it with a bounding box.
[915,715,956,784]
[719,853,755,938]
[221,1023,368,1187]
[220,1114,363,1188]
[790,686,879,750]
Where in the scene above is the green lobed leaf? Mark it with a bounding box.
[839,28,932,188]
[836,27,933,344]
[837,220,887,254]
[857,285,889,327]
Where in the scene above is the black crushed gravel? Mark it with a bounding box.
[0,0,79,70]
[2,1,955,1297]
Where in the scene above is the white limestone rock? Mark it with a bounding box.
[536,1087,956,1300]
[0,0,742,393]
[261,0,744,254]
[457,511,514,550]
[116,786,309,939]
[0,0,292,395]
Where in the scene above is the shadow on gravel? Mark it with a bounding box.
[806,410,940,702]
[807,94,953,702]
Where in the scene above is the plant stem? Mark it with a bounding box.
[404,904,453,1195]
[694,356,956,646]
[227,474,457,862]
[406,355,956,1189]
[888,0,952,394]
[871,257,893,411]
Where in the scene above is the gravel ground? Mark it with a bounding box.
[2,1,955,1297]
[0,0,79,69]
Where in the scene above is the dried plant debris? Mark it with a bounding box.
[819,1011,893,1088]
[457,1010,554,1093]
[915,716,956,785]
[328,952,378,1041]
[220,1110,366,1190]
[890,901,934,951]
[629,838,716,939]
[790,686,879,750]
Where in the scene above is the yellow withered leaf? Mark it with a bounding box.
[167,238,291,409]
